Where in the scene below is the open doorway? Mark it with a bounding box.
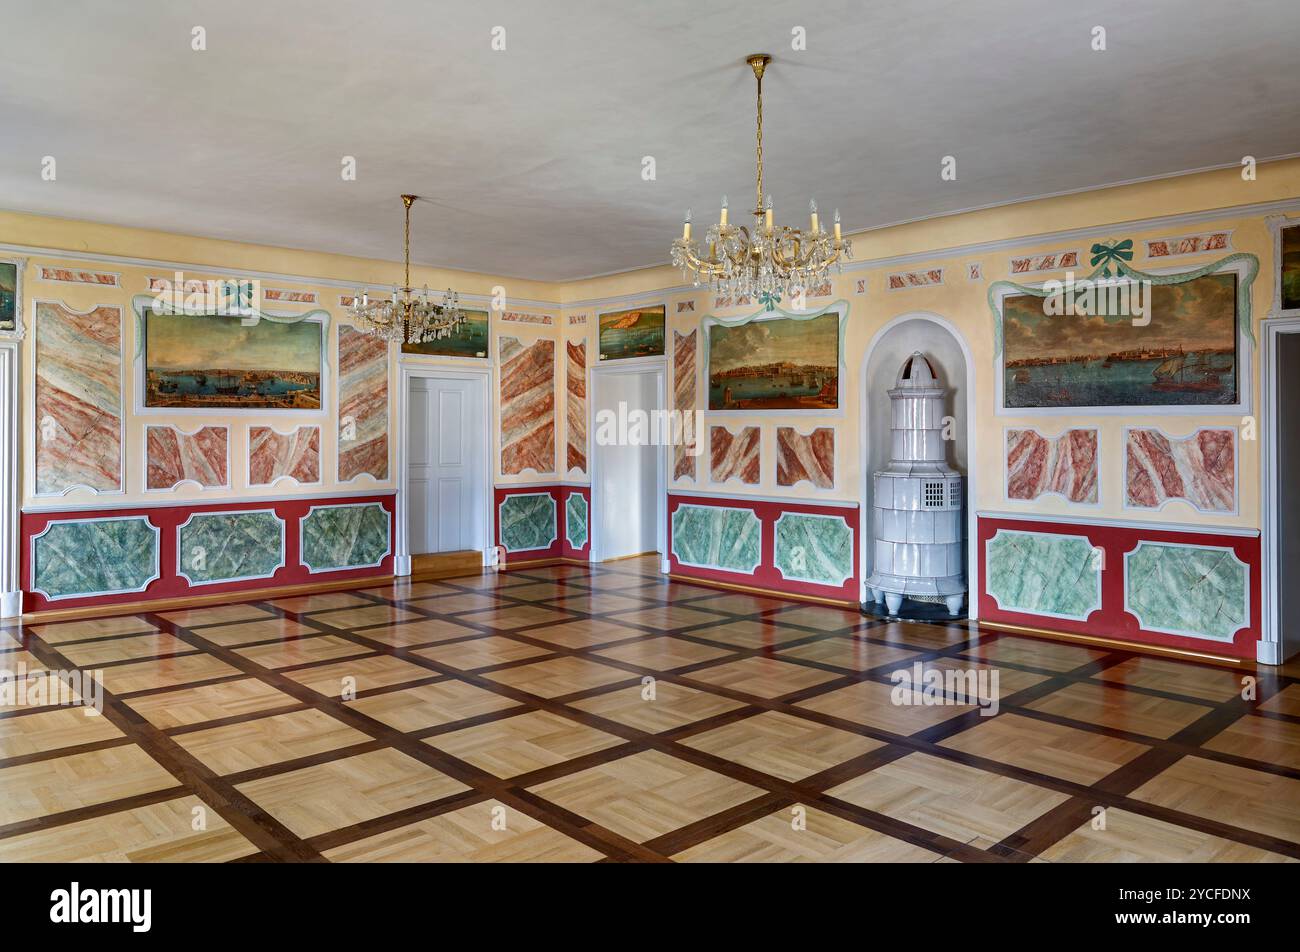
[397,368,491,574]
[590,362,666,564]
[1264,318,1300,663]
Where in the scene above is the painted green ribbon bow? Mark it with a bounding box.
[1090,239,1134,277]
[758,290,782,311]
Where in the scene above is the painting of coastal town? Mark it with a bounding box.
[598,304,665,360]
[708,311,839,411]
[1002,272,1238,408]
[1283,224,1300,312]
[0,262,15,331]
[400,307,489,359]
[144,310,322,409]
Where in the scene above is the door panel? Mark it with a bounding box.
[407,376,485,556]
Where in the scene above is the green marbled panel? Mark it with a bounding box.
[33,517,158,600]
[773,512,853,586]
[565,493,588,550]
[985,530,1100,620]
[1125,542,1247,641]
[499,493,557,552]
[301,503,391,572]
[671,504,761,574]
[178,510,285,584]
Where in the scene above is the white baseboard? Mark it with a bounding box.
[1256,640,1283,665]
[0,591,21,618]
[660,557,671,574]
[393,555,412,577]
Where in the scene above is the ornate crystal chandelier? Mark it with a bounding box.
[350,194,464,343]
[671,55,851,301]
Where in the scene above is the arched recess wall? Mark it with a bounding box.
[858,312,977,616]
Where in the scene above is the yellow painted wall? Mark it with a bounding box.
[5,156,1299,531]
[2,211,564,508]
[560,159,1300,533]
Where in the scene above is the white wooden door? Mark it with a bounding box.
[407,375,485,554]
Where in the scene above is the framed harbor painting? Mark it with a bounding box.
[142,309,323,410]
[1283,223,1300,312]
[598,304,665,361]
[400,307,490,359]
[0,260,17,332]
[1000,271,1239,410]
[706,308,841,411]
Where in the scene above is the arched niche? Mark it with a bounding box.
[857,312,978,616]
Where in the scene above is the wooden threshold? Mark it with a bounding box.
[411,549,482,576]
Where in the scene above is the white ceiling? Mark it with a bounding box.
[3,0,1299,282]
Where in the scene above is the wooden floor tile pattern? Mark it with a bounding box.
[3,555,1298,863]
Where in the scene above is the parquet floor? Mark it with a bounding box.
[1,556,1297,863]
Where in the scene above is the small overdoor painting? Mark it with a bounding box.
[400,307,490,359]
[144,310,323,410]
[708,311,839,411]
[0,261,16,331]
[598,304,665,361]
[1002,272,1238,408]
[1283,223,1300,312]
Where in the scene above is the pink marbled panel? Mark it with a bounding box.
[146,426,228,490]
[35,302,122,494]
[39,267,118,286]
[338,325,389,481]
[673,330,698,481]
[250,426,320,486]
[1126,428,1235,513]
[566,341,587,474]
[710,426,759,485]
[1006,428,1098,504]
[500,336,555,475]
[776,427,834,489]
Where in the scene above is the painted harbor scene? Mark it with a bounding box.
[708,311,839,410]
[401,307,489,359]
[598,304,665,360]
[144,310,322,409]
[0,261,15,330]
[1002,272,1238,408]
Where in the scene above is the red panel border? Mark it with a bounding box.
[21,493,396,613]
[977,515,1260,660]
[494,485,565,564]
[667,493,860,603]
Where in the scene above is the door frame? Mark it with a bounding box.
[1260,316,1300,663]
[587,357,668,567]
[394,362,494,575]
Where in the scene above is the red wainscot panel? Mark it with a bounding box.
[559,485,591,562]
[667,493,860,604]
[21,493,396,613]
[494,485,565,566]
[977,515,1260,660]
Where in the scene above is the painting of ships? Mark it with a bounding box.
[1000,271,1239,408]
[1151,349,1234,392]
[142,308,323,410]
[707,311,841,410]
[598,305,666,360]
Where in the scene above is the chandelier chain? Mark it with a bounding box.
[755,65,763,214]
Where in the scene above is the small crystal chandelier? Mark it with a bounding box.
[671,54,851,301]
[350,194,464,343]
